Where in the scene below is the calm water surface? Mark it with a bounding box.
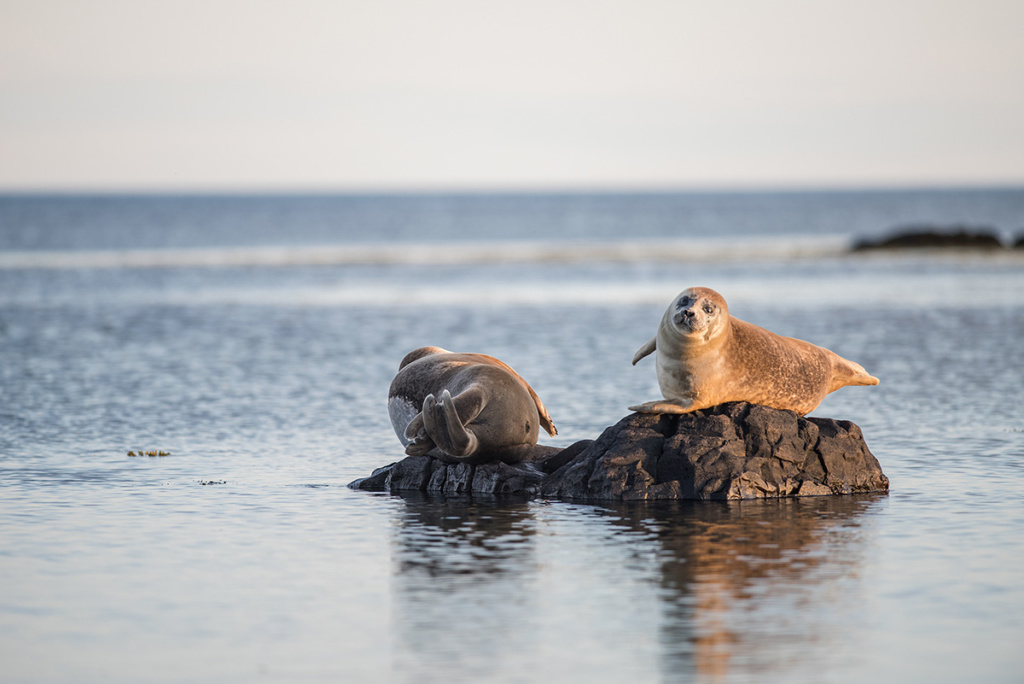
[1,191,1023,682]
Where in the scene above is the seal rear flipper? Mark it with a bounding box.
[632,337,657,365]
[830,357,880,391]
[848,371,880,387]
[421,389,482,459]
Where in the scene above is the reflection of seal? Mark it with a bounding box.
[388,347,557,464]
[629,287,879,415]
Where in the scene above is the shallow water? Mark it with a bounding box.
[1,191,1023,682]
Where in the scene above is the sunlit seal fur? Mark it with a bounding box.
[388,347,557,464]
[629,287,879,415]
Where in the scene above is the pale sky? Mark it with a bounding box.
[2,0,1023,191]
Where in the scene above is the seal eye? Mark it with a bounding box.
[703,304,715,315]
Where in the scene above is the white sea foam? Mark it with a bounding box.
[4,234,1022,310]
[7,234,1022,273]
[0,235,851,270]
[132,270,1023,310]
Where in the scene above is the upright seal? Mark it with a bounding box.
[630,287,879,415]
[388,347,557,464]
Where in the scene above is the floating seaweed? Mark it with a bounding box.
[127,450,171,457]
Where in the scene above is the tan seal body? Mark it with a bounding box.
[629,287,879,415]
[388,347,557,464]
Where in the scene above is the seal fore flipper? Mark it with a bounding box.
[628,399,694,415]
[403,410,434,456]
[528,390,557,437]
[403,412,424,442]
[632,337,657,365]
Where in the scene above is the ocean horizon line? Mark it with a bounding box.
[2,182,1024,199]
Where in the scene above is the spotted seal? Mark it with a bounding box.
[630,287,879,415]
[388,347,557,463]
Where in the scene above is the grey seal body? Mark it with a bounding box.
[388,346,557,464]
[630,287,879,415]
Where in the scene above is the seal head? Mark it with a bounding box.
[668,288,727,340]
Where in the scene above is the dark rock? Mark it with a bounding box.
[852,226,1005,251]
[350,402,889,501]
[1014,233,1024,249]
[538,439,593,474]
[540,404,887,500]
[351,445,564,496]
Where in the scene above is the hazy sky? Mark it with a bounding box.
[2,0,1023,190]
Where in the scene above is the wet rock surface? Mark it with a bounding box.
[350,402,889,501]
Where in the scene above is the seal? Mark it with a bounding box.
[388,346,557,464]
[629,287,879,415]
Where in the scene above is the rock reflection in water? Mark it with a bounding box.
[388,492,882,683]
[601,495,883,681]
[389,493,541,682]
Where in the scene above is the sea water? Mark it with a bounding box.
[1,190,1023,683]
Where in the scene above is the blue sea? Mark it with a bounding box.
[1,189,1023,683]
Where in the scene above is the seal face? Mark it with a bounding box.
[388,347,557,464]
[630,287,879,415]
[670,289,723,339]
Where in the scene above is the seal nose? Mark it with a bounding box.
[674,307,696,328]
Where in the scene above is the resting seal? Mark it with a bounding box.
[388,347,557,464]
[629,287,879,415]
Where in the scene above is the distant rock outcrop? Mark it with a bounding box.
[350,403,889,501]
[852,225,1006,251]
